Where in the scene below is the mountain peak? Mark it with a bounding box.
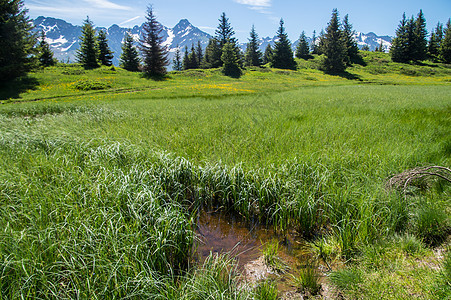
[175,19,192,29]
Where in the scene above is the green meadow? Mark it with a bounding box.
[0,52,450,299]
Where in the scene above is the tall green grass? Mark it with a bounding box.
[0,62,449,297]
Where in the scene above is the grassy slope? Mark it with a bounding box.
[0,52,450,299]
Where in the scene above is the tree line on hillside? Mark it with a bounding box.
[2,0,451,82]
[390,10,451,63]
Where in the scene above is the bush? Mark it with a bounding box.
[73,79,111,91]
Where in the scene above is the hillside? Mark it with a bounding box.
[33,16,393,66]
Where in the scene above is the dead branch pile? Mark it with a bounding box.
[387,166,451,193]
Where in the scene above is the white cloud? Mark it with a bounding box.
[234,0,271,7]
[233,0,272,15]
[82,0,132,10]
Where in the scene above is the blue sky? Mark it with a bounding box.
[24,0,451,42]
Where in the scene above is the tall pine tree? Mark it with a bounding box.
[342,14,361,64]
[182,46,190,70]
[390,13,411,63]
[412,9,428,61]
[244,25,263,67]
[97,29,114,66]
[221,42,241,77]
[172,46,182,71]
[271,19,296,70]
[311,30,319,54]
[295,31,310,59]
[38,31,55,67]
[120,31,140,71]
[0,0,36,81]
[440,19,451,63]
[428,22,443,61]
[215,13,241,67]
[140,6,168,77]
[321,9,347,73]
[202,38,222,68]
[76,17,99,69]
[196,41,203,66]
[263,44,273,65]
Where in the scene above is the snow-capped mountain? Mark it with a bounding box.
[33,16,392,66]
[354,32,392,52]
[33,16,211,66]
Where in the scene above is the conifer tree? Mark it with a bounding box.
[244,25,263,67]
[120,31,140,71]
[440,19,451,63]
[182,46,190,70]
[188,43,198,68]
[0,0,36,81]
[375,40,384,52]
[202,38,222,68]
[342,14,361,64]
[221,42,241,77]
[38,31,55,67]
[361,45,370,51]
[172,46,182,71]
[295,31,310,59]
[311,30,319,54]
[316,29,326,55]
[196,41,203,66]
[271,19,296,70]
[428,22,443,61]
[214,13,241,67]
[140,6,168,77]
[263,44,273,64]
[216,12,235,48]
[412,9,428,61]
[390,13,411,63]
[321,9,347,73]
[76,17,99,69]
[97,29,114,66]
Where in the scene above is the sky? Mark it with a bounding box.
[23,0,451,42]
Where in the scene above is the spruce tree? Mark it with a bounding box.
[412,9,428,61]
[311,30,319,54]
[342,14,361,64]
[263,44,273,65]
[188,43,198,68]
[0,0,36,81]
[271,19,296,70]
[390,13,411,63]
[428,22,443,61]
[202,38,222,68]
[38,31,55,67]
[120,31,140,71]
[196,41,203,66]
[76,17,99,69]
[182,46,190,70]
[140,6,168,77]
[172,46,182,71]
[295,31,310,59]
[321,9,347,73]
[97,29,114,66]
[214,13,241,67]
[440,19,451,63]
[316,29,326,55]
[244,25,263,67]
[221,42,241,77]
[216,12,235,48]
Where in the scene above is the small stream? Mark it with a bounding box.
[194,208,308,269]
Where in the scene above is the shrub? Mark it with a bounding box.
[73,79,111,91]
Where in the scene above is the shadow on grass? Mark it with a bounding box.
[141,73,171,81]
[0,76,40,101]
[325,70,363,81]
